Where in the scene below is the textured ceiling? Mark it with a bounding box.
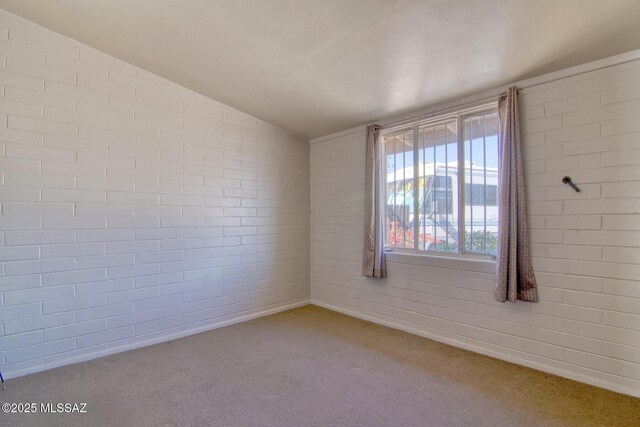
[1,0,640,139]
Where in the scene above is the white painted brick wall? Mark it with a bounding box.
[310,60,640,396]
[0,9,309,377]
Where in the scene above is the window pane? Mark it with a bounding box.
[464,183,498,206]
[417,119,458,253]
[463,112,499,255]
[384,129,415,249]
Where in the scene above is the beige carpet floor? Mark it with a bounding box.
[0,305,638,427]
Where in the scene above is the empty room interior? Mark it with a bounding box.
[1,1,640,425]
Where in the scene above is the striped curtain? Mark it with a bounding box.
[362,124,387,278]
[494,87,538,302]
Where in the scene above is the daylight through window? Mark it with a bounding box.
[383,105,499,257]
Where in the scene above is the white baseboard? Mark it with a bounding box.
[5,299,311,380]
[7,298,637,398]
[311,299,640,398]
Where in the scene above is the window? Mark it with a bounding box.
[465,183,497,206]
[383,105,499,257]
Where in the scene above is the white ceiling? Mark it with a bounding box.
[1,0,640,139]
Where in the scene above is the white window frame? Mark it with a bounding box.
[381,102,499,261]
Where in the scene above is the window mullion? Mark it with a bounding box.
[457,115,465,254]
[382,137,388,249]
[412,126,420,251]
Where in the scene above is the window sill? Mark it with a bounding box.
[384,249,496,273]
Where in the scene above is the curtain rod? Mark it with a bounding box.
[379,97,499,132]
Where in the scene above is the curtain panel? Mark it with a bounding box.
[362,124,387,278]
[494,86,538,302]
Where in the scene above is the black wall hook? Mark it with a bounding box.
[562,176,581,192]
